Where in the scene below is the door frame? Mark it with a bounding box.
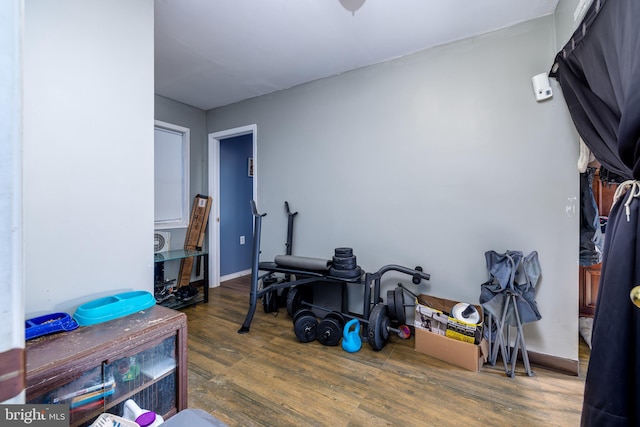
[208,124,257,287]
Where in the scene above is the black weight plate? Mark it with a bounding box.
[332,255,357,264]
[387,289,397,321]
[331,263,357,271]
[334,247,353,257]
[317,318,342,346]
[367,304,390,351]
[328,266,363,279]
[331,264,357,271]
[395,287,406,325]
[332,257,357,270]
[324,311,345,328]
[293,308,315,324]
[286,286,312,317]
[294,313,318,343]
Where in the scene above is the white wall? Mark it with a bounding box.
[154,95,208,251]
[208,16,580,361]
[23,0,155,316]
[554,0,594,50]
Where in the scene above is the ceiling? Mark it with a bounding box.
[154,0,559,111]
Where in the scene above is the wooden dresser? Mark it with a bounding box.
[26,305,188,427]
[579,170,617,317]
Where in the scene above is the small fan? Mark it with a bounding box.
[154,231,170,253]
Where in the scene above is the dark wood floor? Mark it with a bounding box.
[181,276,590,427]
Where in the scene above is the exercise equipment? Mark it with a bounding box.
[342,319,362,353]
[293,308,318,343]
[386,287,404,324]
[238,201,431,344]
[286,285,314,317]
[286,296,412,352]
[386,282,430,325]
[316,312,345,346]
[367,304,412,351]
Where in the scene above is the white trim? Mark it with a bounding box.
[220,269,252,283]
[154,120,190,230]
[208,124,257,288]
[1,0,25,403]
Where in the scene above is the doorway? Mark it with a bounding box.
[208,125,257,287]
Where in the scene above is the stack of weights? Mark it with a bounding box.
[328,247,362,279]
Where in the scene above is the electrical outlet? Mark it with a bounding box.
[240,235,245,245]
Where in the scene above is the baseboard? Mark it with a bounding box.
[220,269,251,283]
[527,350,580,376]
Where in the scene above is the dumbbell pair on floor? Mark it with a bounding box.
[293,309,344,346]
[292,306,411,351]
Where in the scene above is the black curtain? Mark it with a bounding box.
[549,0,640,425]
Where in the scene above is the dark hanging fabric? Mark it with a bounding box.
[549,0,640,425]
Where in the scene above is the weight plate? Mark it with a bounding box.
[332,255,356,264]
[293,308,314,323]
[328,266,363,279]
[394,287,406,325]
[332,260,357,270]
[367,304,390,351]
[331,263,358,271]
[286,286,312,317]
[294,313,318,343]
[387,289,397,321]
[334,247,353,257]
[324,311,345,328]
[331,265,357,272]
[317,318,342,346]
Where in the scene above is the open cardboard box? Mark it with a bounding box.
[414,294,488,372]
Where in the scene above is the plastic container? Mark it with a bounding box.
[25,312,79,340]
[122,399,164,427]
[73,291,156,326]
[90,413,139,427]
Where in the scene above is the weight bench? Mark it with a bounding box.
[238,201,430,336]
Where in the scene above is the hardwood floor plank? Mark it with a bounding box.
[181,276,587,426]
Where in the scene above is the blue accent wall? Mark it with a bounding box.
[220,134,253,276]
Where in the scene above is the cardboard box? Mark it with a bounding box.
[415,295,483,344]
[178,195,212,287]
[414,294,488,372]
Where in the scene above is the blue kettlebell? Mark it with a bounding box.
[342,318,362,353]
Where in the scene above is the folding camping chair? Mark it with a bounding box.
[480,250,541,377]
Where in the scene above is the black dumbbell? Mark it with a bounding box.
[293,308,318,343]
[317,312,345,346]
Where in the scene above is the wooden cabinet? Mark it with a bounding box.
[592,170,618,217]
[26,305,187,427]
[579,263,601,317]
[578,169,617,317]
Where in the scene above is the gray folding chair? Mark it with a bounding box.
[480,250,541,377]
